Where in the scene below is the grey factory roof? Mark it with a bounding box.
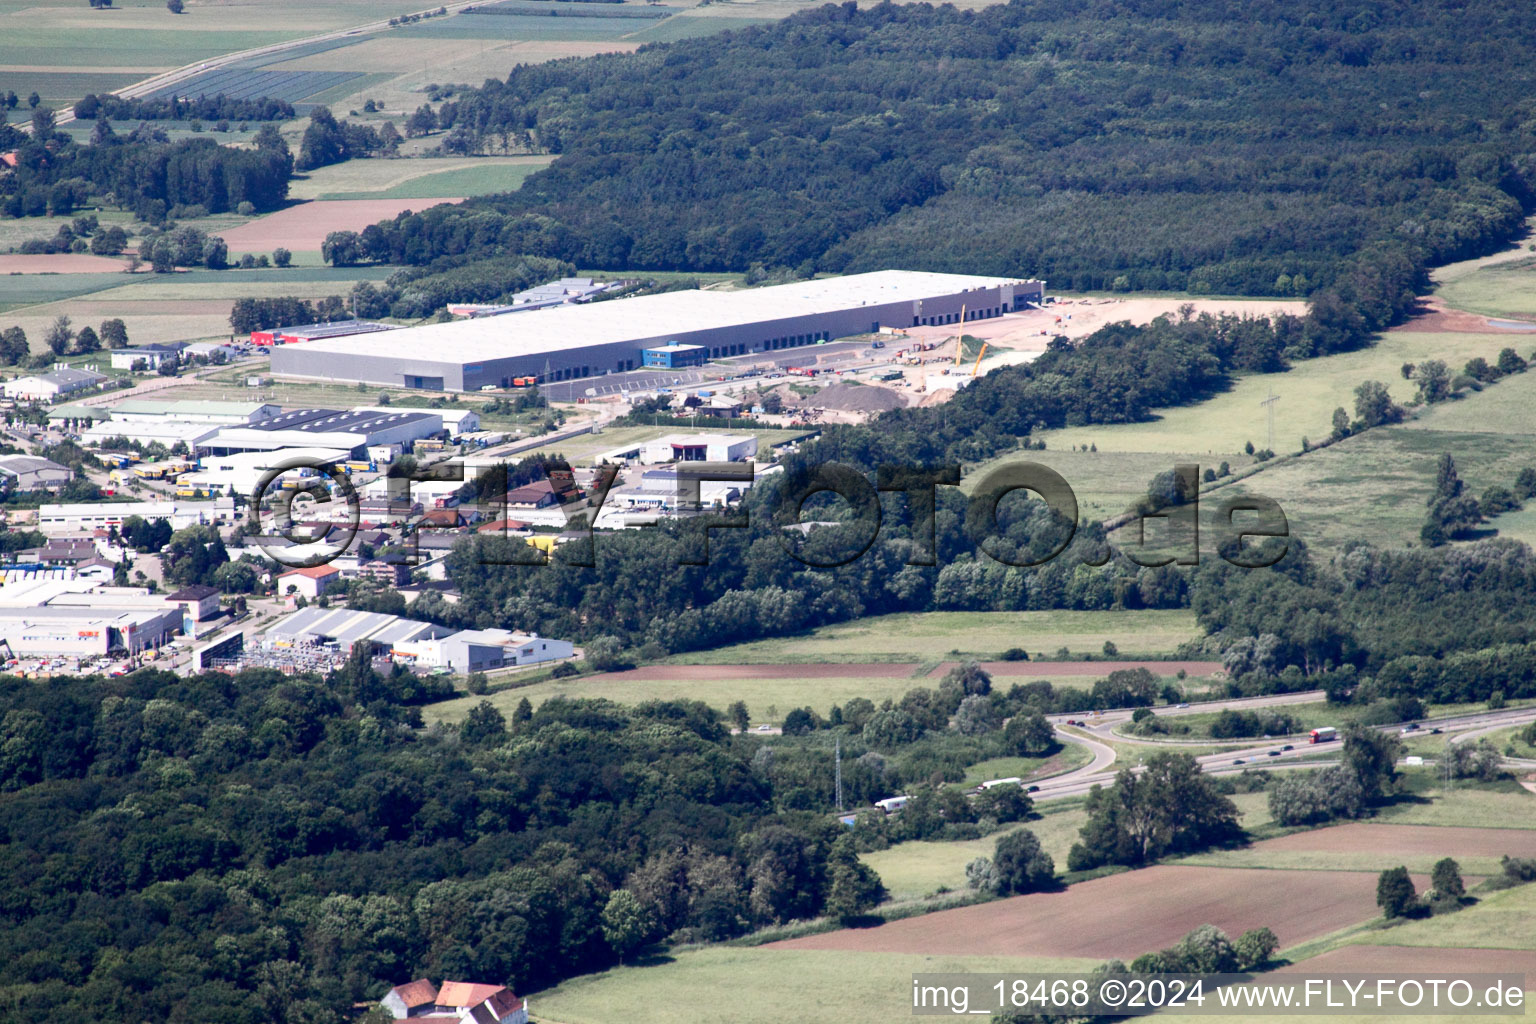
[246,408,439,433]
[283,270,1025,363]
[38,368,109,386]
[265,606,447,645]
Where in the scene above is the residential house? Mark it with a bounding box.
[504,480,558,511]
[382,979,527,1023]
[277,564,341,599]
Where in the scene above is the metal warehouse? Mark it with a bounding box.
[269,270,1045,392]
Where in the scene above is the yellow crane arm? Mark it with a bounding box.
[951,305,968,367]
[972,342,988,376]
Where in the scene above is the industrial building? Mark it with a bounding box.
[0,582,184,655]
[264,607,452,648]
[202,408,443,455]
[36,497,234,534]
[109,343,186,371]
[393,629,574,673]
[0,455,72,492]
[103,400,279,425]
[3,367,109,401]
[270,270,1045,392]
[595,432,758,465]
[180,446,352,498]
[249,319,397,346]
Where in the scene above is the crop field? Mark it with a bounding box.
[1436,255,1536,321]
[770,864,1429,959]
[0,71,139,117]
[621,14,776,41]
[139,68,365,103]
[1372,785,1536,830]
[0,254,127,274]
[1,306,231,352]
[319,161,553,200]
[391,12,653,40]
[426,667,934,727]
[214,197,465,253]
[531,947,1099,1024]
[288,156,554,200]
[0,271,129,312]
[861,808,1091,902]
[1210,425,1536,552]
[962,447,1254,523]
[1154,945,1536,1024]
[1173,823,1536,876]
[1041,332,1529,459]
[1342,882,1536,951]
[663,609,1202,664]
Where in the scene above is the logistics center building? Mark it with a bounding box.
[269,270,1045,392]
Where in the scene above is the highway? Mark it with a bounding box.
[1024,692,1536,803]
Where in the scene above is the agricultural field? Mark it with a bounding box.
[1435,253,1536,322]
[770,864,1427,958]
[1173,822,1536,877]
[1041,331,1529,459]
[530,947,1100,1024]
[287,156,554,201]
[662,608,1203,664]
[1209,423,1536,552]
[962,447,1256,524]
[217,198,467,255]
[861,806,1092,902]
[1373,783,1536,830]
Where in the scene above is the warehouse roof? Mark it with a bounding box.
[283,270,1026,363]
[247,408,438,433]
[108,399,275,419]
[265,607,447,645]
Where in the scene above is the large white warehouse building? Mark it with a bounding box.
[270,270,1044,392]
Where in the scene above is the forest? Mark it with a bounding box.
[0,120,292,220]
[0,655,898,1022]
[349,0,1536,293]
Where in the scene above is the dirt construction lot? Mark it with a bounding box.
[769,865,1428,960]
[217,198,465,252]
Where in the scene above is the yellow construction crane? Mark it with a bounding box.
[951,305,968,368]
[972,342,988,377]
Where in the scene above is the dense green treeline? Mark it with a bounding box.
[0,121,291,219]
[0,660,886,1021]
[345,0,1536,292]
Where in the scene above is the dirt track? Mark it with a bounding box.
[218,198,466,253]
[769,865,1430,959]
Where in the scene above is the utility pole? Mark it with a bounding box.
[1260,386,1280,450]
[834,736,843,813]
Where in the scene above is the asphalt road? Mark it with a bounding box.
[1026,693,1536,803]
